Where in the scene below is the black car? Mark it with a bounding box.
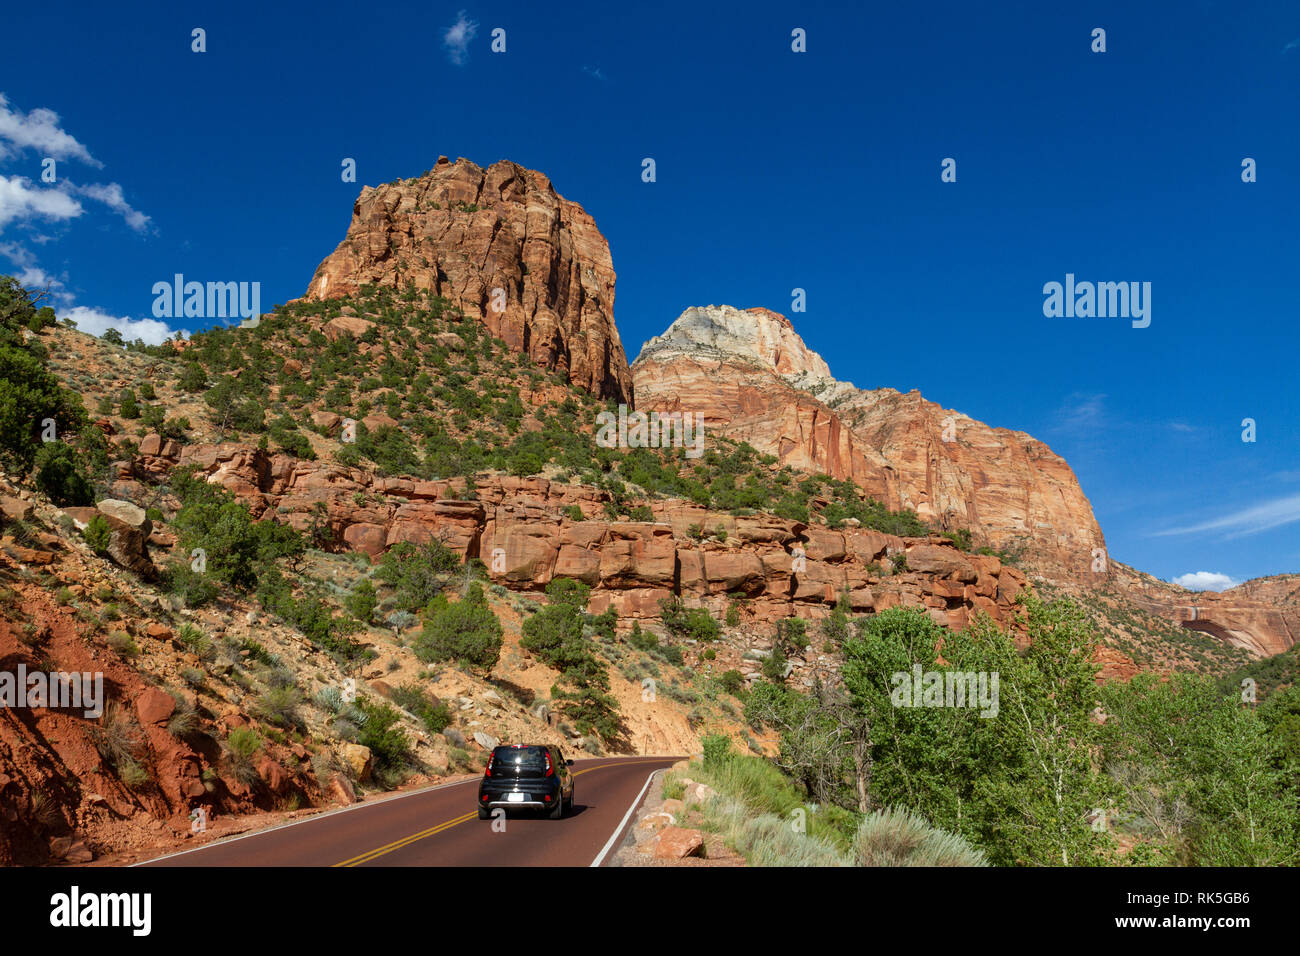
[477,744,574,819]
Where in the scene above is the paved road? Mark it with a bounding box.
[139,756,680,867]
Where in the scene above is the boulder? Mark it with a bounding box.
[340,744,373,782]
[329,772,358,805]
[653,826,705,859]
[95,499,158,580]
[135,687,176,726]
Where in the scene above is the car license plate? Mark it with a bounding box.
[507,792,526,803]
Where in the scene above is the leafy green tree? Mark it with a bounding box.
[0,277,86,471]
[967,597,1111,866]
[177,362,207,393]
[841,597,1114,866]
[521,578,624,742]
[508,450,543,477]
[353,699,411,773]
[659,596,721,642]
[1100,673,1299,865]
[820,593,852,649]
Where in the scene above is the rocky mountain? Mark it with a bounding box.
[634,305,1105,578]
[305,156,633,403]
[632,305,1300,661]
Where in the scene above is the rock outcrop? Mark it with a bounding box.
[130,437,1028,637]
[633,305,1105,578]
[1110,563,1300,658]
[304,156,633,402]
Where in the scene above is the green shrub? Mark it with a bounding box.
[717,669,746,695]
[345,578,378,624]
[660,597,720,642]
[376,539,460,611]
[226,727,262,783]
[390,683,453,734]
[852,806,988,866]
[106,631,139,657]
[414,583,503,674]
[83,514,111,556]
[702,734,732,769]
[33,441,93,506]
[520,579,624,742]
[177,623,214,659]
[354,699,411,772]
[257,684,302,728]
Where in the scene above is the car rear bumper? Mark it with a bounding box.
[478,778,562,811]
[485,799,549,809]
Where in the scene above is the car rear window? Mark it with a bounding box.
[489,746,548,777]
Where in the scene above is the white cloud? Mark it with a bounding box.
[59,305,185,346]
[0,175,83,228]
[0,241,68,296]
[1154,493,1300,538]
[0,93,101,166]
[70,181,150,231]
[1052,392,1106,433]
[1172,571,1240,592]
[443,11,478,65]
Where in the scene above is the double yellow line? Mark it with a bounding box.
[332,758,671,867]
[334,811,478,866]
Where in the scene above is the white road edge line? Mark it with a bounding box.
[590,768,662,868]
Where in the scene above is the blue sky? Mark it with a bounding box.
[1,0,1296,588]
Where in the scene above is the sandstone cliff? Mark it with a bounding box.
[633,305,1105,578]
[305,156,633,402]
[1109,563,1300,658]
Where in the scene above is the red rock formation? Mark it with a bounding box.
[1110,563,1300,658]
[133,438,1028,636]
[304,156,633,402]
[632,305,1105,578]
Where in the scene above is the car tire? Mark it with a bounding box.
[549,794,564,819]
[478,805,491,820]
[564,788,574,811]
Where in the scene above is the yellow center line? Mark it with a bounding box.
[332,757,675,867]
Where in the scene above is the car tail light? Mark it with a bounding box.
[481,793,489,802]
[543,794,551,802]
[544,751,554,777]
[484,757,493,777]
